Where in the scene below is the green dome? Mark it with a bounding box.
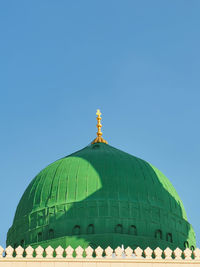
[7,143,196,250]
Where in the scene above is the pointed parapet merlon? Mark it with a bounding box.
[0,245,199,261]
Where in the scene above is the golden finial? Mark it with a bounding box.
[92,109,108,144]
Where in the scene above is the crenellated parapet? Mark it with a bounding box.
[0,245,200,261]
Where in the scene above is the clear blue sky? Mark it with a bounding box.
[0,0,200,248]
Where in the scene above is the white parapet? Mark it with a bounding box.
[0,246,200,266]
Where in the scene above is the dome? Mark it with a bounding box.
[7,142,196,250]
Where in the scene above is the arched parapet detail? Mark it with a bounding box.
[0,245,198,262]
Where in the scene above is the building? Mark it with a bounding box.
[6,110,196,253]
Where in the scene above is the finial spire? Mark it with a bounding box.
[92,109,108,144]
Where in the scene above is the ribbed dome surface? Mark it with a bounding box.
[7,143,196,250]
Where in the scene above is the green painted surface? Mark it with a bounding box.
[7,143,196,250]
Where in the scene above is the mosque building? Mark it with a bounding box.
[6,110,196,251]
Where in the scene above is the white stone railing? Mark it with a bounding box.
[0,245,200,260]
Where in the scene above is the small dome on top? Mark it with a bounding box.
[6,110,196,250]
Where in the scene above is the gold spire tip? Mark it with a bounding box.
[91,109,108,144]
